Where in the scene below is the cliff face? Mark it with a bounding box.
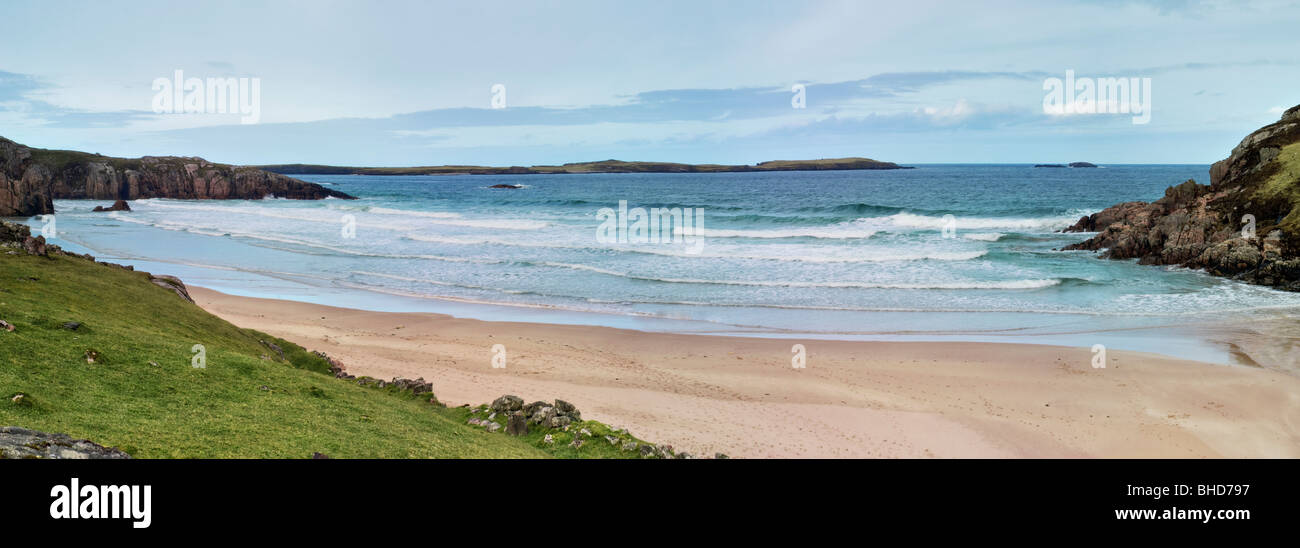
[0,139,54,217]
[1064,104,1300,290]
[0,137,355,216]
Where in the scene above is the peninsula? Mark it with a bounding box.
[1,137,355,217]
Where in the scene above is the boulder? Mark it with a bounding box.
[91,199,131,212]
[491,395,524,413]
[1196,238,1264,276]
[529,405,557,426]
[149,274,194,303]
[0,220,31,244]
[506,411,528,436]
[0,426,132,459]
[390,377,433,395]
[554,399,581,420]
[22,235,47,256]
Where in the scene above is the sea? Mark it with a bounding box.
[21,164,1300,368]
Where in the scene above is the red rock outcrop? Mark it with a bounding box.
[1063,104,1300,289]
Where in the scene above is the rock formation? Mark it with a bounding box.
[0,426,132,459]
[1,136,355,216]
[92,199,131,212]
[1064,104,1300,289]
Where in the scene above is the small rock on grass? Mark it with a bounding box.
[506,411,528,436]
[0,320,13,332]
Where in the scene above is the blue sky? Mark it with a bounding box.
[2,0,1299,166]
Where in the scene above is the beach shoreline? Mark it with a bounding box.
[190,285,1300,458]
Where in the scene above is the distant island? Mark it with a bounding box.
[258,157,913,176]
[1034,162,1098,168]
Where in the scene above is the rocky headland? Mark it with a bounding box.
[1064,104,1300,289]
[1,136,355,217]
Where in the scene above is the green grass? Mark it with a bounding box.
[27,148,143,173]
[1253,141,1300,234]
[0,250,658,458]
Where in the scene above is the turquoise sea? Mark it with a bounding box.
[22,165,1300,367]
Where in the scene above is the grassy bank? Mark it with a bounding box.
[0,248,660,458]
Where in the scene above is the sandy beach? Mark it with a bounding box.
[191,286,1300,458]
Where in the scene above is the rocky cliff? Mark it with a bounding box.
[1063,104,1300,290]
[1,137,355,216]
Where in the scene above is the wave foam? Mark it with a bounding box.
[539,261,1059,289]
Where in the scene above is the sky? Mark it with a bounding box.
[2,0,1299,166]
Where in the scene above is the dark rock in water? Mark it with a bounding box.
[1069,162,1098,168]
[1034,164,1066,168]
[488,184,523,189]
[92,199,131,212]
[1063,104,1300,290]
[0,426,132,459]
[506,411,528,436]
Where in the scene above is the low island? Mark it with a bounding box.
[258,157,912,176]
